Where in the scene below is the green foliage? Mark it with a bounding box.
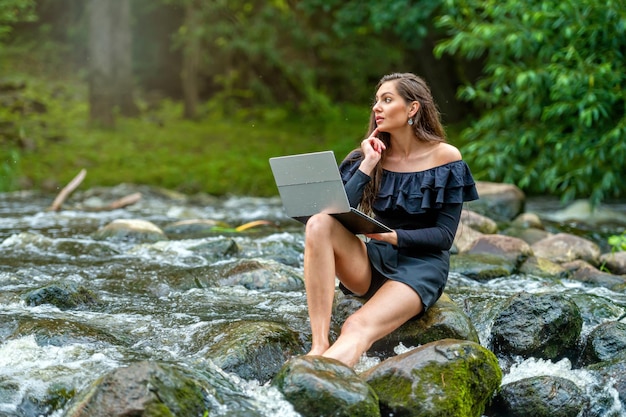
[0,0,36,39]
[0,149,19,191]
[160,0,405,112]
[608,231,626,252]
[300,0,443,46]
[435,0,626,204]
[0,73,369,196]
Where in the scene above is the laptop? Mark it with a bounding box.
[269,151,392,234]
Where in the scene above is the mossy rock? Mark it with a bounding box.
[202,320,305,384]
[272,356,380,417]
[22,283,100,310]
[362,339,502,417]
[450,253,516,281]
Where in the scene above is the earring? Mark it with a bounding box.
[408,118,414,126]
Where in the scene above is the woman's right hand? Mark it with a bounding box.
[359,128,386,175]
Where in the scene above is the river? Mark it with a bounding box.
[0,185,625,416]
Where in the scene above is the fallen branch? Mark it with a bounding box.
[90,192,142,211]
[47,169,87,212]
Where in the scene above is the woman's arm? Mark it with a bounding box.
[394,203,463,251]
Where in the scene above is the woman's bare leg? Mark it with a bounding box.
[304,213,371,356]
[322,280,424,367]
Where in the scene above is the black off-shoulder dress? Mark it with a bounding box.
[338,152,479,311]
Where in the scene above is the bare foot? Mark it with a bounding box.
[306,345,329,356]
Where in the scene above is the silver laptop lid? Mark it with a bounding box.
[269,151,351,218]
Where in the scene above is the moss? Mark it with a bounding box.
[370,342,502,417]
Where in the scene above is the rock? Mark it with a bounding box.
[541,199,626,226]
[62,360,265,417]
[600,251,626,275]
[580,321,626,366]
[453,221,484,253]
[187,238,240,262]
[9,317,128,347]
[518,256,569,279]
[511,212,544,229]
[163,219,230,239]
[272,356,380,417]
[460,209,499,234]
[491,292,582,361]
[490,375,587,417]
[587,351,626,413]
[561,260,626,289]
[215,258,304,291]
[333,293,480,359]
[466,181,525,221]
[531,233,601,265]
[501,226,552,246]
[362,339,501,417]
[201,320,305,384]
[450,253,517,281]
[23,283,99,310]
[466,234,533,267]
[92,219,167,243]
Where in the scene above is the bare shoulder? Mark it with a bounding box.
[433,142,462,165]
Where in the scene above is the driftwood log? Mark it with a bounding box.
[47,169,141,212]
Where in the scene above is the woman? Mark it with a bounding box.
[304,72,478,367]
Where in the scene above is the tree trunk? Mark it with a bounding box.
[181,1,201,120]
[88,0,115,128]
[88,0,138,127]
[112,0,139,117]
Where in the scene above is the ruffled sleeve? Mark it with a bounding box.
[375,160,478,213]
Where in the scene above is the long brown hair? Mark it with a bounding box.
[348,73,447,214]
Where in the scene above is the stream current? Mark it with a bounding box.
[0,186,625,416]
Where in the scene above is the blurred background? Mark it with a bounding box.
[1,0,624,203]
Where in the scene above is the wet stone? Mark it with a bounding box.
[272,356,380,417]
[22,282,100,310]
[491,292,582,361]
[580,321,626,366]
[489,375,587,417]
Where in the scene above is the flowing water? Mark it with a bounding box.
[0,186,625,416]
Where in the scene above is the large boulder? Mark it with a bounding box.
[490,375,587,417]
[272,356,380,417]
[580,321,626,366]
[201,320,305,384]
[62,361,265,417]
[362,339,502,417]
[466,234,533,267]
[491,292,582,361]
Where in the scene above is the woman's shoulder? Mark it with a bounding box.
[432,142,462,166]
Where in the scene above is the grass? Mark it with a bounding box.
[1,75,374,196]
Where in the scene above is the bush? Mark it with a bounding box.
[435,0,626,204]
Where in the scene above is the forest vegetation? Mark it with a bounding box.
[1,0,625,203]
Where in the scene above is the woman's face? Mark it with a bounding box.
[372,81,413,133]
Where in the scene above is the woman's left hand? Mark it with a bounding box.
[365,230,398,246]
